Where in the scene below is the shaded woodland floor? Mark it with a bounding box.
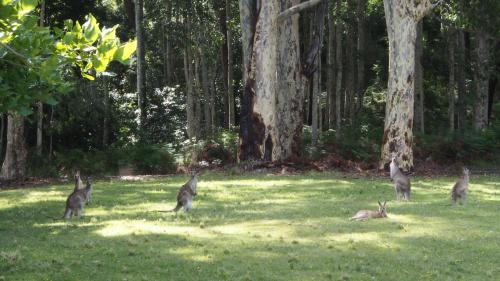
[0,173,499,280]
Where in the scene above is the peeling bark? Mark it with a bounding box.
[1,113,27,180]
[380,0,436,171]
[239,0,304,162]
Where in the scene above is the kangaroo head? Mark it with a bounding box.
[378,201,387,217]
[86,177,93,190]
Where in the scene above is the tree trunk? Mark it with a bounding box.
[217,5,229,128]
[356,0,366,111]
[239,0,257,83]
[327,10,335,129]
[103,77,110,148]
[447,28,456,132]
[163,0,173,85]
[0,114,4,162]
[36,0,46,156]
[239,0,304,162]
[472,30,490,131]
[184,47,198,139]
[456,29,466,130]
[311,53,319,146]
[135,0,146,129]
[1,113,27,180]
[380,0,435,171]
[335,0,343,131]
[414,20,424,134]
[345,0,357,122]
[200,50,212,137]
[226,0,235,129]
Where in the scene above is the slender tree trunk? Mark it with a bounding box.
[1,113,27,180]
[103,77,110,148]
[36,0,46,156]
[226,0,235,129]
[200,50,212,137]
[472,30,490,131]
[217,5,229,128]
[163,0,172,85]
[0,114,4,162]
[447,28,456,132]
[414,20,424,134]
[345,0,357,122]
[194,55,202,137]
[184,47,197,139]
[327,10,336,129]
[456,29,467,130]
[135,0,146,129]
[48,106,54,161]
[380,0,435,171]
[356,0,366,111]
[335,0,343,131]
[311,53,319,146]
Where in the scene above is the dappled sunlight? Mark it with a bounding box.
[95,219,213,238]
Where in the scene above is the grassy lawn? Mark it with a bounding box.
[0,172,499,281]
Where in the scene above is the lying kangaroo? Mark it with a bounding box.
[63,175,93,219]
[451,167,470,205]
[350,201,388,221]
[172,171,199,212]
[390,156,411,201]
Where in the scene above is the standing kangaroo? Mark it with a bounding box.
[451,167,470,205]
[390,156,411,201]
[172,171,199,212]
[63,174,93,219]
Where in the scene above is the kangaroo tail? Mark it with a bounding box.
[172,202,182,212]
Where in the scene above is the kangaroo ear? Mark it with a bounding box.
[378,201,382,207]
[383,201,387,207]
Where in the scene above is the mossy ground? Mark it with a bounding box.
[0,172,499,280]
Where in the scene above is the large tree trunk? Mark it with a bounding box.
[447,28,456,132]
[239,0,304,162]
[135,0,146,129]
[472,30,490,131]
[380,0,435,171]
[456,29,467,130]
[327,10,335,129]
[356,0,366,112]
[226,0,235,129]
[1,113,27,180]
[335,0,343,131]
[414,20,424,134]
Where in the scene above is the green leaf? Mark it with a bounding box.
[19,106,32,116]
[82,14,100,44]
[101,25,118,42]
[17,0,38,16]
[81,72,94,80]
[113,40,136,63]
[45,96,58,105]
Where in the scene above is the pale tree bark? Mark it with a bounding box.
[184,47,198,139]
[472,30,491,131]
[239,0,305,162]
[36,0,46,156]
[447,28,456,132]
[226,0,235,129]
[135,0,146,129]
[414,20,424,134]
[335,0,343,131]
[327,10,335,129]
[380,0,437,171]
[162,0,173,85]
[1,113,27,180]
[356,0,366,111]
[194,55,202,137]
[456,29,466,130]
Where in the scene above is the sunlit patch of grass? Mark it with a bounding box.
[0,173,499,280]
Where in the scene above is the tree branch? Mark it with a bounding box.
[415,0,443,21]
[0,42,29,62]
[277,0,322,22]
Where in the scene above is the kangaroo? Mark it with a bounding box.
[451,167,470,205]
[172,171,199,212]
[350,201,388,221]
[63,175,93,219]
[390,156,411,201]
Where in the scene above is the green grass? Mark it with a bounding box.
[0,172,499,281]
